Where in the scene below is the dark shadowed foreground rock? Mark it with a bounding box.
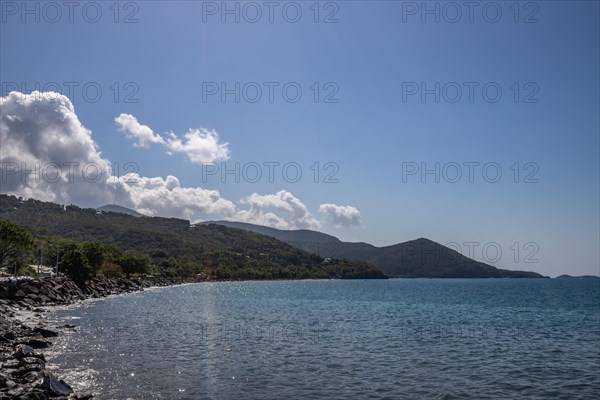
[12,344,41,360]
[32,327,58,338]
[41,372,73,397]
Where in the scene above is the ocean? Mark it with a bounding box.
[46,279,600,399]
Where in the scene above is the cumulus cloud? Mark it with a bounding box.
[1,91,114,204]
[0,91,235,218]
[108,174,236,219]
[235,190,321,230]
[1,91,361,230]
[115,113,165,148]
[319,203,362,227]
[115,113,230,163]
[164,129,230,164]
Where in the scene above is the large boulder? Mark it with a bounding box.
[13,366,45,381]
[38,295,52,304]
[45,291,62,303]
[26,294,40,302]
[32,327,58,338]
[20,357,46,369]
[24,339,52,349]
[40,373,73,397]
[25,285,40,295]
[12,344,36,359]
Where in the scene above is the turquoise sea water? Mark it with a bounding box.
[46,279,600,399]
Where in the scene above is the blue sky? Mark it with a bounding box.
[1,1,598,277]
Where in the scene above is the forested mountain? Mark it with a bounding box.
[0,195,386,280]
[205,221,545,278]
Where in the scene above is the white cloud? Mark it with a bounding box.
[115,113,165,148]
[108,174,236,219]
[235,190,321,230]
[0,91,361,230]
[115,113,230,163]
[319,203,362,227]
[1,91,114,205]
[0,91,235,218]
[165,128,230,164]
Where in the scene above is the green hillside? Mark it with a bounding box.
[205,221,545,278]
[0,195,387,280]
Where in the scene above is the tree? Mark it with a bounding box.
[60,243,92,283]
[0,220,34,270]
[98,262,123,279]
[119,250,149,275]
[102,244,122,263]
[82,242,105,273]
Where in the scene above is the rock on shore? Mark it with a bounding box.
[0,276,198,399]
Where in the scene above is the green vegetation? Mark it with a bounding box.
[209,221,546,278]
[0,195,387,281]
[16,264,36,278]
[60,243,93,283]
[0,219,34,271]
[119,250,149,275]
[98,262,123,279]
[81,241,105,272]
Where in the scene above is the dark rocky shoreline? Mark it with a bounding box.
[0,276,197,399]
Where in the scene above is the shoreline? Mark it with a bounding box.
[2,276,565,398]
[0,276,197,399]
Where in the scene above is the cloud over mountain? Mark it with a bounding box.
[1,92,234,218]
[319,203,362,227]
[236,190,321,230]
[1,91,360,230]
[0,91,114,204]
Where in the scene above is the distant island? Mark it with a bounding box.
[556,274,600,279]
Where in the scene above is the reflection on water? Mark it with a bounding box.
[46,279,600,399]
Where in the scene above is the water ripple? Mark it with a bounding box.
[45,279,600,399]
